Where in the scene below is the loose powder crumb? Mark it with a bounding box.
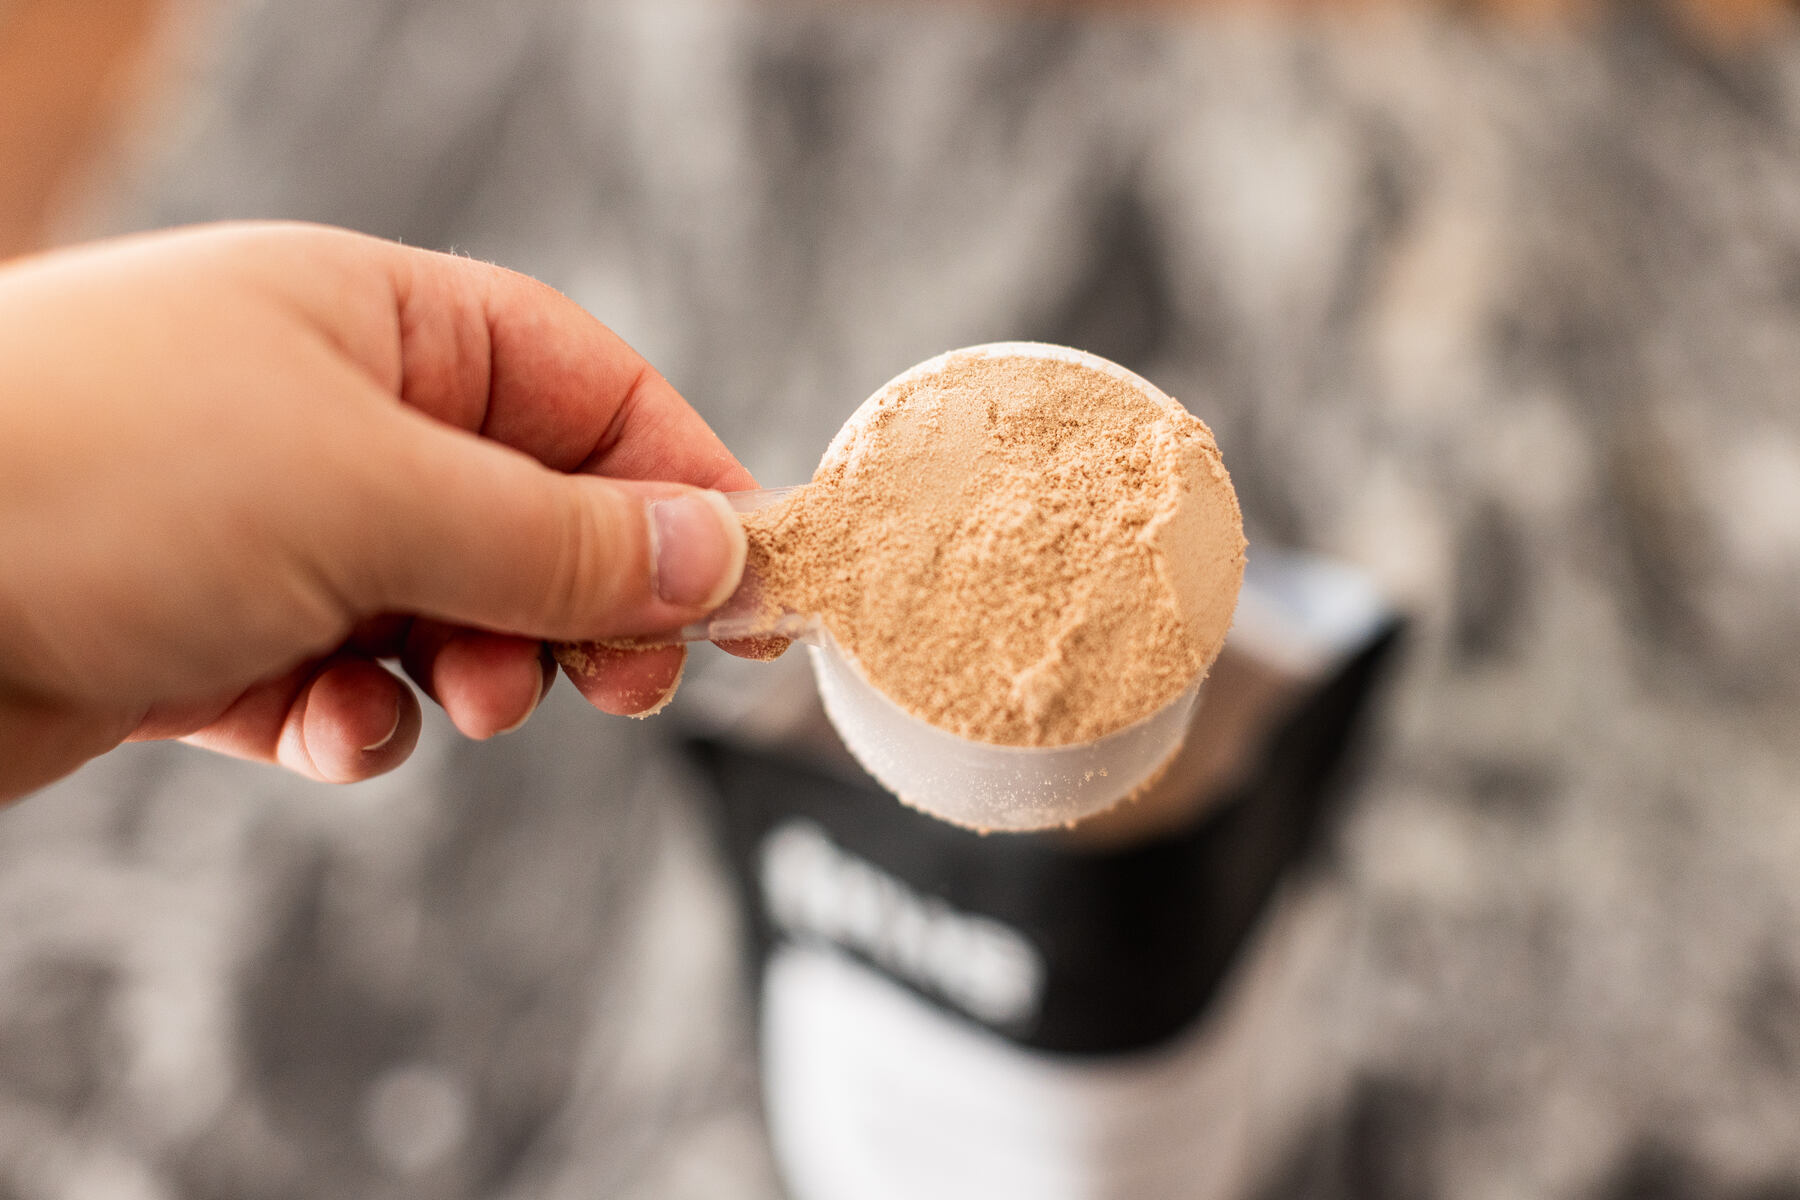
[743,349,1247,747]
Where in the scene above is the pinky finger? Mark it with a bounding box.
[184,654,421,783]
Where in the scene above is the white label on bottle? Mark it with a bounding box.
[761,945,1257,1200]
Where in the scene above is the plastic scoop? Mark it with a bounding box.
[645,342,1211,832]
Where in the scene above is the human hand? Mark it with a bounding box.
[0,222,761,800]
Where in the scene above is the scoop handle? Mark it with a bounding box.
[721,485,804,514]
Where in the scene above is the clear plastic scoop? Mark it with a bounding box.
[645,343,1209,830]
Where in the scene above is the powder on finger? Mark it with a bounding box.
[742,348,1246,747]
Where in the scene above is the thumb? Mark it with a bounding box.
[357,414,747,640]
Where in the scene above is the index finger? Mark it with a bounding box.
[391,239,757,492]
[230,222,758,492]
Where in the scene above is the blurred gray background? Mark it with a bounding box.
[5,0,1800,1196]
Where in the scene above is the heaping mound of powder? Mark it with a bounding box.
[743,348,1246,747]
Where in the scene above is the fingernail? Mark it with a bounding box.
[627,647,686,720]
[648,491,747,609]
[362,696,402,752]
[496,668,548,737]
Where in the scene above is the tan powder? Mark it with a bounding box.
[743,349,1246,747]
